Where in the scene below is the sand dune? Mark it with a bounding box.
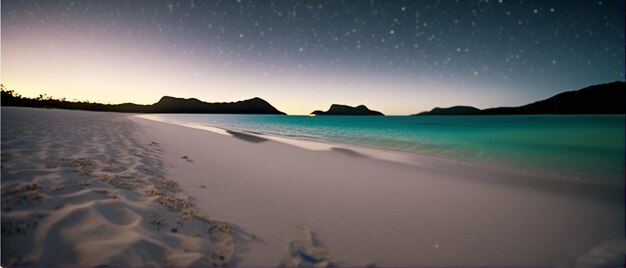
[2,107,624,267]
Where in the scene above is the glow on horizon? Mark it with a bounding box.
[3,0,623,115]
[2,25,518,115]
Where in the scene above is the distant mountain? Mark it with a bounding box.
[415,81,625,115]
[311,104,384,116]
[0,91,286,115]
[416,106,481,115]
[139,96,285,114]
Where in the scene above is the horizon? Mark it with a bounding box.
[2,79,625,116]
[2,0,624,115]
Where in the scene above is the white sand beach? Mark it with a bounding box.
[2,107,624,267]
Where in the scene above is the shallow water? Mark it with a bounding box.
[149,114,625,182]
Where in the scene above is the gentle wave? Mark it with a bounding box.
[144,114,625,183]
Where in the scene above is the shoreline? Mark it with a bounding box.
[2,107,624,267]
[137,114,625,188]
[131,112,624,266]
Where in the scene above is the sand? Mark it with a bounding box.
[2,107,625,267]
[1,107,254,267]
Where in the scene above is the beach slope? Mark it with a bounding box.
[132,114,625,267]
[1,107,624,267]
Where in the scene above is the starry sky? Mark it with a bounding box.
[2,0,624,115]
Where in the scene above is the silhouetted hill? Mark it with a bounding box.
[416,106,481,115]
[145,96,285,114]
[414,81,625,115]
[311,104,384,116]
[0,89,286,115]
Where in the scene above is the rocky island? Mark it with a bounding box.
[311,104,384,116]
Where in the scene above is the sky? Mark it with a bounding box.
[2,0,624,115]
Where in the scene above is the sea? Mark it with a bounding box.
[147,114,625,183]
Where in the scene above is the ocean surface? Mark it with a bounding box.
[148,114,625,183]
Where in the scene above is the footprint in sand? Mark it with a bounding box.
[280,225,336,267]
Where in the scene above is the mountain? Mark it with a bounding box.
[311,104,384,116]
[143,96,285,114]
[416,106,481,115]
[414,81,625,115]
[0,91,286,115]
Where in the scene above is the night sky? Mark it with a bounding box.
[2,0,624,115]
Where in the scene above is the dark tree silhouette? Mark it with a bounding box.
[0,85,286,114]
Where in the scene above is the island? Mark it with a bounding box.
[415,106,481,116]
[414,81,625,115]
[311,104,384,116]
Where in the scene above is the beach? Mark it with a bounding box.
[2,107,624,267]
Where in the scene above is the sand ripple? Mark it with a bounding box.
[1,108,254,267]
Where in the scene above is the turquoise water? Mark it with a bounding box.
[151,114,625,182]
